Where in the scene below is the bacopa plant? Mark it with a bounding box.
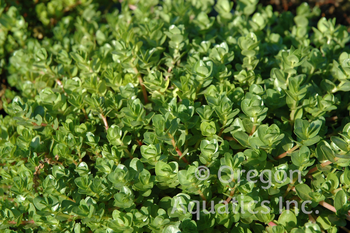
[1,0,350,232]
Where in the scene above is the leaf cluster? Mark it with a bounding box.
[1,0,350,233]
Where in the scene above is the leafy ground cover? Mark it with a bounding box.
[262,0,350,32]
[1,0,350,232]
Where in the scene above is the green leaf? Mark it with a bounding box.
[200,121,216,136]
[343,168,350,185]
[278,210,297,231]
[334,190,347,211]
[295,184,312,200]
[232,131,249,147]
[35,48,48,61]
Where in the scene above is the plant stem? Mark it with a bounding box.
[194,82,203,100]
[308,214,316,223]
[331,187,343,194]
[133,67,148,104]
[289,105,297,126]
[165,66,173,81]
[136,139,142,146]
[268,221,277,227]
[168,133,189,164]
[223,136,238,142]
[290,186,350,222]
[128,4,137,10]
[319,200,336,213]
[306,160,333,176]
[224,188,235,204]
[124,149,134,159]
[274,145,299,160]
[304,66,315,84]
[283,175,299,198]
[191,182,206,201]
[218,128,224,137]
[218,119,227,137]
[100,113,109,131]
[8,220,35,225]
[82,107,88,120]
[56,79,67,96]
[326,116,339,121]
[250,124,256,136]
[198,188,206,201]
[340,227,350,233]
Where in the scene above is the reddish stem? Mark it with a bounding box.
[82,108,88,120]
[223,136,238,142]
[32,122,59,129]
[307,161,333,176]
[8,220,35,225]
[101,113,109,131]
[133,67,148,104]
[168,133,189,164]
[224,189,235,205]
[268,221,277,227]
[56,79,67,96]
[218,128,224,137]
[198,189,207,201]
[308,214,316,223]
[290,186,350,222]
[282,0,288,11]
[274,145,299,160]
[136,139,142,146]
[140,80,148,104]
[326,116,339,121]
[165,66,173,81]
[249,124,256,136]
[128,4,137,10]
[319,201,336,213]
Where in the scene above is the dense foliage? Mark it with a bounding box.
[1,0,350,232]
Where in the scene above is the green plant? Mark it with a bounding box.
[1,0,350,232]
